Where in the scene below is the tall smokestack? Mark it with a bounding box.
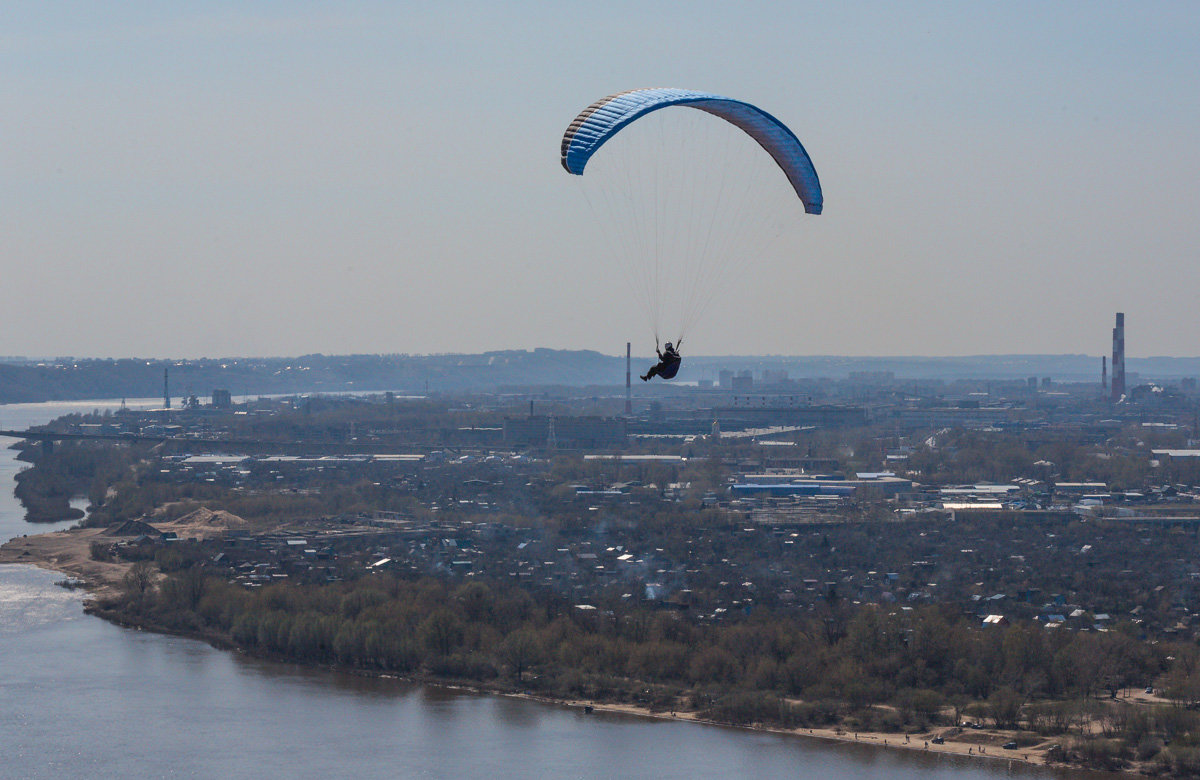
[163,367,170,410]
[625,342,632,416]
[1101,356,1107,393]
[1111,312,1125,402]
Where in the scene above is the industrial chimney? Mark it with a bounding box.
[1111,313,1125,402]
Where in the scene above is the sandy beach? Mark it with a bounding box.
[0,526,134,599]
[0,508,242,599]
[557,699,1060,770]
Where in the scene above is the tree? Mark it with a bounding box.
[123,561,155,597]
[160,568,208,611]
[688,646,740,685]
[986,687,1025,730]
[420,609,464,657]
[499,629,543,682]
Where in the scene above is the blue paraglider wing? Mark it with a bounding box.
[561,88,822,215]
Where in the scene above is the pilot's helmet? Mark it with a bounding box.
[665,342,673,350]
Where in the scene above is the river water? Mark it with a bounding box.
[0,400,1092,779]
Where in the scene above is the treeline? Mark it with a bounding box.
[0,350,624,403]
[900,427,1191,490]
[15,435,423,529]
[13,440,143,522]
[90,475,428,529]
[96,566,1200,774]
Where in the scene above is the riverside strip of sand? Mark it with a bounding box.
[0,526,135,599]
[0,507,246,599]
[561,700,1059,770]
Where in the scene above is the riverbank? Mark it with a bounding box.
[6,565,947,780]
[0,508,244,599]
[664,705,1040,762]
[0,526,135,599]
[558,699,1060,769]
[3,525,1139,778]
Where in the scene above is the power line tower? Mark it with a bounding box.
[625,342,632,416]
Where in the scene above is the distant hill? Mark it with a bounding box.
[1,351,1198,404]
[684,354,1192,383]
[0,351,621,403]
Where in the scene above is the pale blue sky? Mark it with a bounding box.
[3,2,1198,358]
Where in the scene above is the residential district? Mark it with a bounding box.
[10,358,1200,775]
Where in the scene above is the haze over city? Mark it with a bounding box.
[4,2,1198,358]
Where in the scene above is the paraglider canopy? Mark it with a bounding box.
[561,87,823,345]
[561,87,822,215]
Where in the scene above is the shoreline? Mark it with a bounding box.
[0,526,136,600]
[516,697,1061,772]
[1,526,1127,778]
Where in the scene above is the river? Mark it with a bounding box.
[0,400,1094,779]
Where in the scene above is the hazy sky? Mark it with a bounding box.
[3,2,1198,359]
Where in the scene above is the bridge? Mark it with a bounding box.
[0,429,167,444]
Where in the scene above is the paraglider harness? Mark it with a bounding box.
[641,339,682,381]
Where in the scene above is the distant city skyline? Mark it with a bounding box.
[4,2,1198,359]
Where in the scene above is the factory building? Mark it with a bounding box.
[503,416,627,448]
[732,473,912,498]
[715,398,868,428]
